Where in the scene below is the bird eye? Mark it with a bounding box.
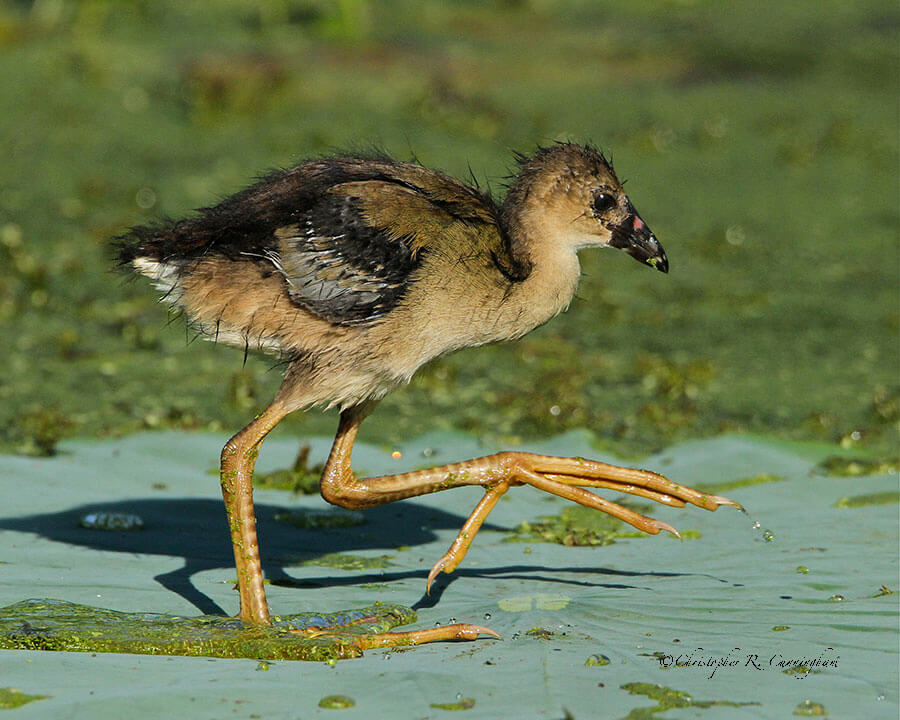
[592,192,616,215]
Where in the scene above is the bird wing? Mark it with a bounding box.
[269,177,506,326]
[117,156,524,327]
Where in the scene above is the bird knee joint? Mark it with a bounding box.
[494,451,520,475]
[320,485,364,510]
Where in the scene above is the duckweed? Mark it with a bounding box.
[0,598,416,661]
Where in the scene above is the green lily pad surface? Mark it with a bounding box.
[0,430,897,719]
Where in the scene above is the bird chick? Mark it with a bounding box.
[117,143,737,646]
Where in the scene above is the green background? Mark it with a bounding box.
[1,0,897,458]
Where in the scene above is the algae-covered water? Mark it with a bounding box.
[0,0,896,462]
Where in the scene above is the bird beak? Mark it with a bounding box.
[608,211,668,273]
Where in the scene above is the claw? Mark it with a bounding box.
[653,519,681,539]
[710,494,744,511]
[425,481,512,595]
[426,557,448,595]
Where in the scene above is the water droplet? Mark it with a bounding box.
[725,225,745,246]
[751,521,761,530]
[828,594,845,602]
[456,693,462,700]
[484,613,491,620]
[391,449,402,459]
[134,186,156,210]
[876,694,885,701]
[796,566,809,574]
[421,447,435,458]
[448,617,456,624]
[434,621,442,626]
[80,512,144,531]
[763,530,774,542]
[549,405,561,416]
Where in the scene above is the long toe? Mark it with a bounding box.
[355,624,502,650]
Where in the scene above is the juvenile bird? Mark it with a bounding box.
[117,143,738,647]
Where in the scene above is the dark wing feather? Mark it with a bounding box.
[117,154,523,326]
[269,189,422,325]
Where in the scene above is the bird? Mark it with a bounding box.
[116,142,739,649]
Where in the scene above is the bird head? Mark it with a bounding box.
[504,143,668,273]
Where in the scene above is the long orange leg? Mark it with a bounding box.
[321,404,742,592]
[220,400,290,625]
[426,480,512,594]
[220,398,498,646]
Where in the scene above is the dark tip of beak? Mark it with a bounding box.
[609,211,668,274]
[652,249,669,273]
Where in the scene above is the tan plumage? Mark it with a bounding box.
[118,143,735,648]
[121,144,664,409]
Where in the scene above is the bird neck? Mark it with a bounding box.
[500,204,582,330]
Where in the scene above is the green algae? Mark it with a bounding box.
[793,700,828,716]
[585,653,611,666]
[618,682,757,719]
[318,695,356,709]
[430,697,475,711]
[696,473,784,494]
[525,627,554,640]
[0,598,416,661]
[0,3,897,466]
[254,450,323,495]
[274,509,365,529]
[0,688,48,710]
[286,552,395,571]
[10,406,71,457]
[506,503,650,547]
[816,456,899,477]
[833,491,899,508]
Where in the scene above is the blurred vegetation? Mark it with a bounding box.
[0,0,897,459]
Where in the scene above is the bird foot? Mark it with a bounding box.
[425,452,742,591]
[289,614,500,650]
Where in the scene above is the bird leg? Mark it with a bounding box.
[321,404,742,592]
[426,479,512,593]
[220,400,290,625]
[219,398,498,648]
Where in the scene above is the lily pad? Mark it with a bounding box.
[0,430,896,718]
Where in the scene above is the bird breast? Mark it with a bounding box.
[367,244,582,381]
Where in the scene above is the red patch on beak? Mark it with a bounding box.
[632,215,645,231]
